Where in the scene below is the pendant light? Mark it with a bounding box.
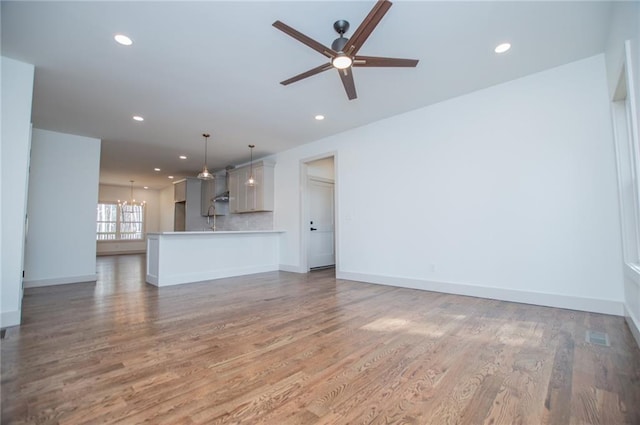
[118,180,146,209]
[197,133,214,180]
[245,144,256,187]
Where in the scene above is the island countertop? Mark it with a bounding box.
[147,230,284,236]
[146,230,285,287]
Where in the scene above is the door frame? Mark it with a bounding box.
[300,152,338,273]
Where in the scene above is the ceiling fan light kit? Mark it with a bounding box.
[273,0,419,100]
[332,53,353,70]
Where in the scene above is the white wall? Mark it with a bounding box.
[604,1,640,343]
[275,54,623,315]
[24,129,101,287]
[97,184,160,255]
[0,57,34,327]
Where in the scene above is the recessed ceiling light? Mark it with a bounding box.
[168,176,174,179]
[143,186,149,190]
[132,115,144,122]
[494,42,511,54]
[179,155,187,159]
[154,168,161,171]
[114,34,133,46]
[315,115,325,121]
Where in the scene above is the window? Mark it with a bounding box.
[96,203,117,240]
[96,202,145,241]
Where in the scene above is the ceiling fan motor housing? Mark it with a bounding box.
[332,20,350,52]
[331,36,349,52]
[333,20,350,35]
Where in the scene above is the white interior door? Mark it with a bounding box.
[308,178,335,269]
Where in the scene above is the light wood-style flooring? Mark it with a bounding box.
[2,254,640,424]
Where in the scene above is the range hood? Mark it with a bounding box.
[213,191,229,202]
[213,165,234,202]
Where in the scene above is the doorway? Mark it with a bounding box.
[611,40,640,263]
[303,156,336,271]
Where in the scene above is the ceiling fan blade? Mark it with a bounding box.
[342,0,392,57]
[337,67,357,100]
[353,56,419,67]
[273,21,337,59]
[280,63,334,86]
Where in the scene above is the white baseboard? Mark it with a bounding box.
[1,309,21,328]
[625,304,640,349]
[24,273,98,288]
[147,265,279,287]
[97,250,145,256]
[337,271,624,316]
[146,273,159,286]
[279,264,306,273]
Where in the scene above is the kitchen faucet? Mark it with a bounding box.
[206,199,216,231]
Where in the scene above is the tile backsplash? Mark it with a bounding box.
[214,211,273,231]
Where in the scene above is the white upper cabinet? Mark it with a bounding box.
[228,160,274,213]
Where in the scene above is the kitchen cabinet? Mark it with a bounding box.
[201,179,215,216]
[173,178,205,231]
[174,179,187,202]
[228,160,274,213]
[200,172,228,216]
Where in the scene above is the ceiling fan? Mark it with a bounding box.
[273,0,419,100]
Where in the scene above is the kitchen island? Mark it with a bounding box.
[146,230,284,287]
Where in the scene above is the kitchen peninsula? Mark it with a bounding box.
[146,230,284,287]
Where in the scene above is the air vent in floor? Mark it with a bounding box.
[586,330,610,347]
[310,265,335,271]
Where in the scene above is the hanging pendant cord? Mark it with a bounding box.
[249,144,255,176]
[203,134,210,170]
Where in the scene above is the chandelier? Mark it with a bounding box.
[118,180,146,210]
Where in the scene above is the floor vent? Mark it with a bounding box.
[586,330,610,347]
[310,265,335,271]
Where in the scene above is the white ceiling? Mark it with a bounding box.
[2,1,613,189]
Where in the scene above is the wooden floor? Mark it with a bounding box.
[2,255,640,424]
